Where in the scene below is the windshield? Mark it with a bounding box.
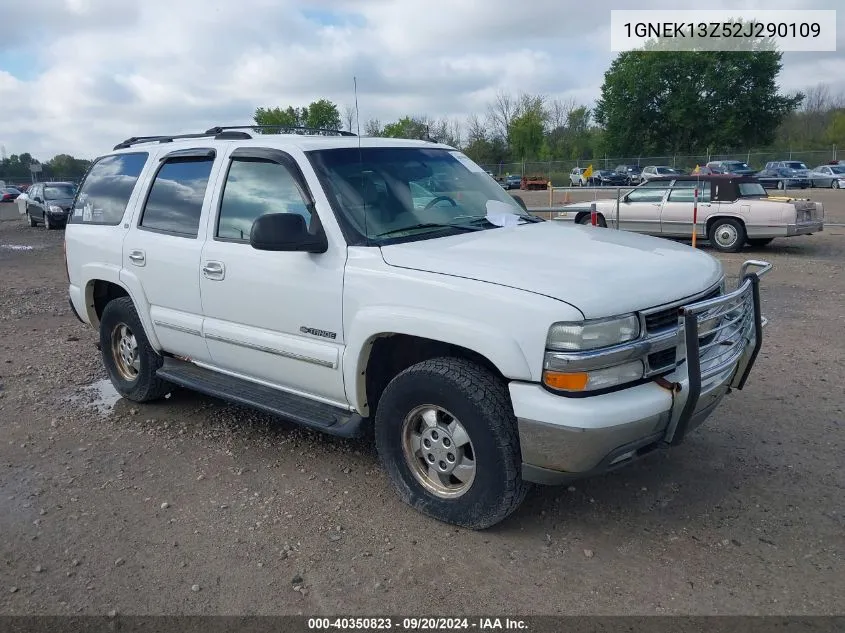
[656,167,678,174]
[308,147,535,244]
[739,182,767,197]
[45,184,76,199]
[830,166,845,174]
[726,162,750,170]
[784,162,807,170]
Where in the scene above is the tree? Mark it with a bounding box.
[253,99,341,131]
[508,96,547,160]
[343,104,356,133]
[595,48,803,155]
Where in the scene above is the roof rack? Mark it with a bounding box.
[113,125,355,150]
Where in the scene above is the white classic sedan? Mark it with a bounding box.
[554,175,824,252]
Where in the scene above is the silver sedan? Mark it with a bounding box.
[809,165,845,188]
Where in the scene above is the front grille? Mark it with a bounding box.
[644,286,721,334]
[647,348,676,372]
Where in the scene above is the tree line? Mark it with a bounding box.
[254,48,845,166]
[0,153,92,184]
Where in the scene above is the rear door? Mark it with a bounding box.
[660,180,711,237]
[122,147,222,362]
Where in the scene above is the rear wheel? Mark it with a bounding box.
[577,213,607,228]
[99,297,171,402]
[374,357,529,529]
[777,180,785,190]
[708,218,746,253]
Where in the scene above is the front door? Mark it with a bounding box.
[123,148,221,362]
[616,185,668,234]
[660,181,711,237]
[199,148,347,406]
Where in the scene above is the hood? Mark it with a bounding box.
[379,222,723,319]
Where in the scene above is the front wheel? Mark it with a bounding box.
[44,214,53,230]
[833,180,840,189]
[99,296,172,402]
[777,180,785,190]
[27,212,37,227]
[708,218,746,253]
[374,358,529,529]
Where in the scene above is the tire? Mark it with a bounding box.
[27,212,37,227]
[777,180,785,190]
[708,217,746,253]
[833,180,840,189]
[374,357,529,530]
[577,213,607,227]
[99,296,171,402]
[748,238,774,247]
[44,214,53,230]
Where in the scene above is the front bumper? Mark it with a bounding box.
[515,260,771,484]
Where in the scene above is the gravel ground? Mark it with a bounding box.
[0,214,843,616]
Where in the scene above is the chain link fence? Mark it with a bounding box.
[481,148,841,185]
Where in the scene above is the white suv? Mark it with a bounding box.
[64,126,771,529]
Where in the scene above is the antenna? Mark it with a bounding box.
[354,76,369,241]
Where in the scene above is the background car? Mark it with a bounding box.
[706,160,756,176]
[590,169,629,186]
[614,164,642,184]
[754,167,810,190]
[0,187,22,203]
[569,167,588,186]
[23,181,77,229]
[640,165,683,182]
[809,164,845,188]
[503,174,522,190]
[765,160,810,172]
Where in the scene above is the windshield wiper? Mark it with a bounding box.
[375,222,485,238]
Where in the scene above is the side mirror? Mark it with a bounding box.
[249,213,327,253]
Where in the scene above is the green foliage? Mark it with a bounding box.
[595,48,803,155]
[253,99,341,131]
[0,152,91,182]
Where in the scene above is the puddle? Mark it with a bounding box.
[0,244,34,251]
[68,378,124,415]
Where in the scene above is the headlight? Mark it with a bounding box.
[546,314,640,351]
[48,205,63,213]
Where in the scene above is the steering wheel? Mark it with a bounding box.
[424,195,458,210]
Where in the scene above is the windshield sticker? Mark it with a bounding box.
[449,151,485,173]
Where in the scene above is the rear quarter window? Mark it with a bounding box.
[69,152,149,225]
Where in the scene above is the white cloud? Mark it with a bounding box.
[0,0,843,160]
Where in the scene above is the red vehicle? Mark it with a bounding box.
[520,175,548,191]
[1,187,22,202]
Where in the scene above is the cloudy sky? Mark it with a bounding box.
[1,0,843,160]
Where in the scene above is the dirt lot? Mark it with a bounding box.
[0,208,843,616]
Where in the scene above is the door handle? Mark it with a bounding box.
[202,261,225,280]
[128,250,145,266]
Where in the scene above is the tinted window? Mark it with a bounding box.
[70,153,148,225]
[45,184,76,199]
[140,158,213,237]
[217,159,311,241]
[738,183,767,197]
[627,188,667,203]
[668,185,711,202]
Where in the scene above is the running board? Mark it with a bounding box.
[156,357,365,438]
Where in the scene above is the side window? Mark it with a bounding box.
[627,187,667,203]
[140,158,214,237]
[70,152,149,225]
[217,159,311,241]
[668,184,711,202]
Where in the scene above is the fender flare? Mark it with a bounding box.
[343,306,534,414]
